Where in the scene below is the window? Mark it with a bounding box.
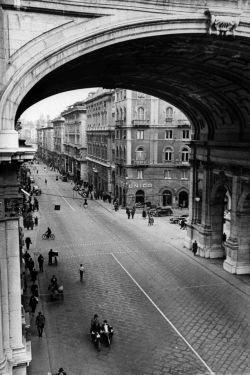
[166,107,173,118]
[181,147,189,161]
[120,108,123,120]
[122,130,127,139]
[137,130,144,140]
[165,148,172,162]
[137,170,143,179]
[123,90,126,99]
[138,107,144,120]
[165,130,173,139]
[183,130,190,139]
[136,147,144,161]
[164,170,171,179]
[181,170,188,179]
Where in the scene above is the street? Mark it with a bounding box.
[25,165,250,375]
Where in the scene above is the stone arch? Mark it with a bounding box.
[135,189,145,204]
[234,184,250,264]
[2,13,250,148]
[210,180,232,258]
[176,187,189,208]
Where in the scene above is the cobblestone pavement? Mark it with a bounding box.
[25,165,250,375]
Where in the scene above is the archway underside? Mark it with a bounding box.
[17,34,250,142]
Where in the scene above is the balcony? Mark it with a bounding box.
[132,119,150,127]
[131,159,149,167]
[175,160,190,167]
[165,116,173,122]
[115,157,126,165]
[115,120,124,126]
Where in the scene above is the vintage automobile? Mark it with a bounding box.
[170,214,189,224]
[33,185,41,196]
[150,206,173,217]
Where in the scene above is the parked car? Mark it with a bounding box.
[170,214,189,224]
[150,206,173,217]
[33,185,41,196]
[30,176,35,183]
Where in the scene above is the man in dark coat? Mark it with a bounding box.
[25,237,32,250]
[31,282,38,297]
[192,240,198,256]
[35,311,45,337]
[38,254,44,272]
[29,295,38,316]
[23,251,31,267]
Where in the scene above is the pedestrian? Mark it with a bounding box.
[222,232,227,242]
[180,219,185,229]
[22,272,27,293]
[35,311,45,337]
[79,264,85,282]
[37,170,38,174]
[31,281,38,297]
[28,295,38,316]
[48,249,53,265]
[25,236,32,250]
[131,207,135,219]
[23,250,31,267]
[126,208,130,219]
[45,178,47,185]
[31,268,38,282]
[192,240,198,256]
[57,368,67,375]
[142,209,147,219]
[37,254,44,272]
[28,257,35,274]
[34,216,38,226]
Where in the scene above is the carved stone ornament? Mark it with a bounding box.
[206,9,242,36]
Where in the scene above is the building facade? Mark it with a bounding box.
[61,102,87,181]
[51,117,65,173]
[85,89,116,195]
[114,89,191,208]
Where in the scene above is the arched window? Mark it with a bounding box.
[124,107,126,121]
[138,107,144,120]
[165,147,172,162]
[136,147,144,161]
[116,109,119,121]
[166,107,173,118]
[116,146,119,157]
[181,147,189,162]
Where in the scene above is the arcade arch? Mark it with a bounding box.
[1,9,250,275]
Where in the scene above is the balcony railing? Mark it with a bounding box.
[115,157,126,165]
[131,159,149,167]
[115,120,124,126]
[175,160,190,166]
[132,119,150,126]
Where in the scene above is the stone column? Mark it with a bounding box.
[199,162,213,258]
[6,219,23,350]
[184,159,196,250]
[223,174,242,273]
[0,264,8,375]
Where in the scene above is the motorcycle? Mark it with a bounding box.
[91,330,101,351]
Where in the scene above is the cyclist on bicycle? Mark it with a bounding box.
[45,227,52,239]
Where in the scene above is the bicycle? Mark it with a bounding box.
[42,233,55,240]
